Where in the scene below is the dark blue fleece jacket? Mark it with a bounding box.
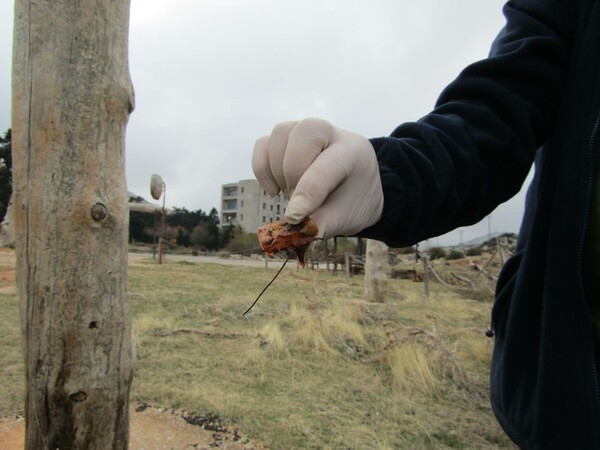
[361,1,600,448]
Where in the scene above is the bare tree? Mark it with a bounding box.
[364,239,389,303]
[12,1,134,448]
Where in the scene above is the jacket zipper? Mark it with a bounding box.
[580,106,600,444]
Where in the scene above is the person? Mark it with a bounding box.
[252,1,600,448]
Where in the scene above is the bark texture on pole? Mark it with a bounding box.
[364,239,388,303]
[12,1,134,448]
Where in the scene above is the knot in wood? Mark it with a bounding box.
[91,203,108,221]
[69,390,88,403]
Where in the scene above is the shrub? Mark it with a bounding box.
[465,247,482,256]
[225,231,259,254]
[445,249,464,260]
[428,247,446,260]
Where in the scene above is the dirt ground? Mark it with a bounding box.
[0,404,264,450]
[0,247,502,449]
[0,249,264,450]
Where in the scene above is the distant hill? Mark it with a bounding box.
[463,232,506,246]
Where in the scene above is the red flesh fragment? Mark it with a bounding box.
[257,218,319,267]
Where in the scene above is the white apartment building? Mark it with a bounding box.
[221,179,288,233]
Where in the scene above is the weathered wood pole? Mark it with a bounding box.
[498,236,508,266]
[344,252,350,286]
[12,0,134,448]
[422,255,430,300]
[364,239,388,303]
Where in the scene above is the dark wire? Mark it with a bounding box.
[242,256,290,316]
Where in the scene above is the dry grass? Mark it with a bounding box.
[0,251,515,449]
[388,342,440,394]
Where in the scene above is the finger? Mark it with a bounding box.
[283,118,334,191]
[284,141,349,224]
[252,135,280,197]
[309,208,330,239]
[268,121,298,197]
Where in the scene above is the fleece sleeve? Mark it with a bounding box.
[359,0,574,247]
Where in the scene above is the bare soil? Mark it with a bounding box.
[1,404,264,449]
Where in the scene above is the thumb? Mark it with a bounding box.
[284,191,312,225]
[284,145,348,224]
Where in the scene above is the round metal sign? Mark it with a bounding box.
[150,174,164,200]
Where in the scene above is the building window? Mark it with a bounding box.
[224,187,237,197]
[270,205,273,211]
[263,203,266,209]
[241,200,244,207]
[241,214,244,221]
[241,187,244,193]
[262,216,266,222]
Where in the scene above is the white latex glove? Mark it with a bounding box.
[252,118,384,239]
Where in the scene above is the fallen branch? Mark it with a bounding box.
[471,247,498,283]
[427,264,454,287]
[450,272,475,289]
[152,329,247,339]
[470,263,498,282]
[384,324,468,387]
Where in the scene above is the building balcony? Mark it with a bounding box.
[222,188,238,197]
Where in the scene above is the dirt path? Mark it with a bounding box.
[128,251,289,269]
[1,404,264,449]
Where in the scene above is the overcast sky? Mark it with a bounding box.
[0,0,527,246]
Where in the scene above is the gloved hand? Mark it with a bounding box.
[252,118,384,239]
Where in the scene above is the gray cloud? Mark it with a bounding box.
[1,0,520,245]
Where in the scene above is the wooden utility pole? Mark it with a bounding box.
[364,239,388,303]
[12,1,134,448]
[422,255,430,300]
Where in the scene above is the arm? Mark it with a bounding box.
[360,0,574,246]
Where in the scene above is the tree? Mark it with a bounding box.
[0,129,12,222]
[205,207,221,250]
[446,249,464,260]
[127,204,222,250]
[175,226,191,247]
[191,222,210,249]
[165,207,222,249]
[219,223,236,249]
[12,1,134,448]
[428,246,447,260]
[225,226,259,254]
[129,210,157,243]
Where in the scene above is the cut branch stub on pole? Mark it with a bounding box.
[12,0,134,448]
